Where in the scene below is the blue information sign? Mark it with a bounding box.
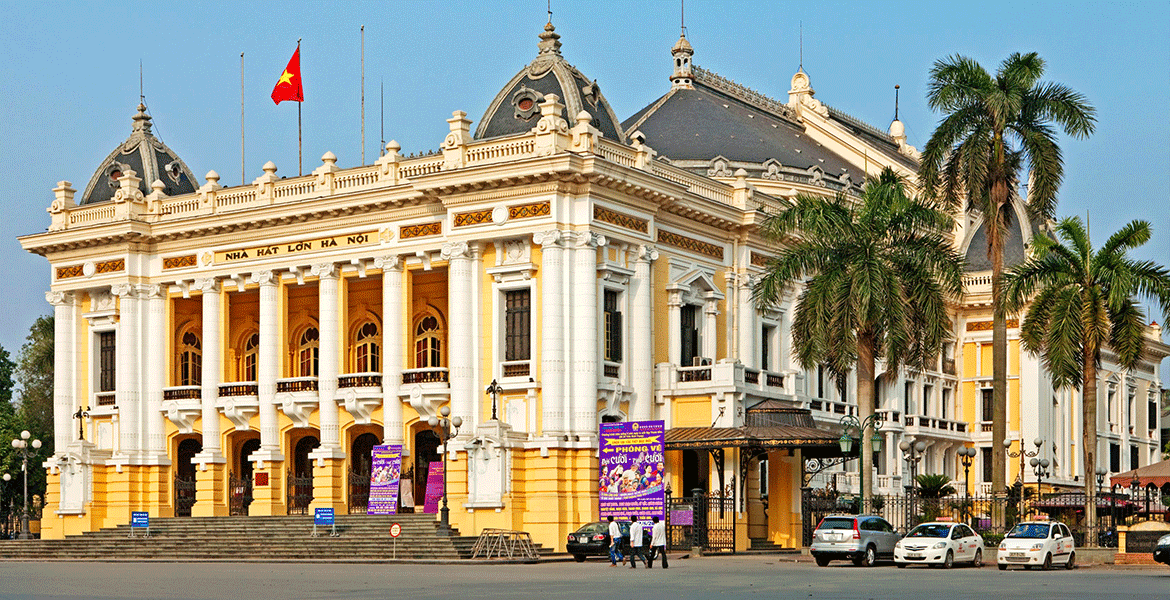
[131,511,149,528]
[314,507,335,526]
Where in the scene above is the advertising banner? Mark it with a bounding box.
[367,444,403,515]
[599,420,665,520]
[422,461,444,514]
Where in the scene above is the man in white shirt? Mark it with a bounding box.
[607,516,624,566]
[628,515,649,568]
[649,515,668,568]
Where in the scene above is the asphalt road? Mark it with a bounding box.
[0,556,1166,600]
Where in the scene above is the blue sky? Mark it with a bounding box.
[1,1,1167,371]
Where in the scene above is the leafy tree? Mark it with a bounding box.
[1002,217,1170,534]
[753,167,964,500]
[919,52,1095,501]
[13,315,54,505]
[916,474,957,499]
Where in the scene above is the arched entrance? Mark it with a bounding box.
[175,438,202,517]
[348,432,381,513]
[288,435,319,515]
[231,437,260,516]
[414,429,441,511]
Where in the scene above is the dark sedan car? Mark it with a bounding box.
[1155,534,1170,565]
[566,521,643,562]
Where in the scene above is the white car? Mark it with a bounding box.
[997,520,1076,570]
[894,522,984,568]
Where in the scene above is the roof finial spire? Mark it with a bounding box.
[670,13,694,91]
[894,84,900,121]
[139,60,144,105]
[799,21,804,73]
[681,0,686,36]
[547,0,552,24]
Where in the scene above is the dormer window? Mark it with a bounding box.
[511,86,543,121]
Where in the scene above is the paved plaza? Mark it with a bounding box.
[0,556,1166,600]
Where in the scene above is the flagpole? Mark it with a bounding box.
[297,38,302,176]
[361,25,366,165]
[241,52,246,186]
[380,80,385,157]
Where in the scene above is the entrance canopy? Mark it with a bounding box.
[664,402,843,459]
[1110,459,1170,488]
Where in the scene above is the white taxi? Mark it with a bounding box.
[894,520,984,568]
[996,519,1076,570]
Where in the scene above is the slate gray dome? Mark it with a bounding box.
[78,103,198,206]
[474,22,625,143]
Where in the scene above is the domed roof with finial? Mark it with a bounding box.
[78,103,198,205]
[474,21,625,142]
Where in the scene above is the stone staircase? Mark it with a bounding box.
[0,514,530,561]
[745,538,801,555]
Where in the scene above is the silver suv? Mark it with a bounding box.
[810,514,901,567]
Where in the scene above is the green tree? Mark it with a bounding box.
[15,315,54,454]
[753,167,964,500]
[916,474,957,499]
[1002,217,1170,535]
[919,53,1095,502]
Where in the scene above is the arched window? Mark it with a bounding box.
[414,315,442,369]
[178,330,202,386]
[298,327,319,377]
[241,333,259,381]
[354,321,380,373]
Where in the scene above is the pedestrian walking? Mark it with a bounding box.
[649,515,668,569]
[628,515,649,568]
[607,516,624,567]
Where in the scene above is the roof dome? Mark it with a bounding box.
[78,103,197,206]
[474,23,625,142]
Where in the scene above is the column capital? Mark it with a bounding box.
[310,262,340,280]
[249,270,279,287]
[532,229,564,249]
[110,283,136,298]
[440,240,471,261]
[137,283,166,299]
[635,244,659,263]
[374,255,404,272]
[572,231,606,249]
[45,291,75,306]
[193,277,220,294]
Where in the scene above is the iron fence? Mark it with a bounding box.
[229,473,253,516]
[286,473,313,515]
[665,489,737,553]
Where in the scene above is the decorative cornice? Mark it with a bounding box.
[453,208,493,228]
[750,251,769,267]
[162,254,197,270]
[56,264,84,280]
[400,221,442,239]
[95,259,124,274]
[594,205,648,233]
[657,229,724,260]
[508,201,550,220]
[966,319,1019,331]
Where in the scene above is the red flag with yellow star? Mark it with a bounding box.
[271,45,303,104]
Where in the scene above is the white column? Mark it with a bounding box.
[376,256,404,445]
[667,289,683,366]
[737,276,756,368]
[572,232,604,437]
[630,245,657,422]
[46,292,75,446]
[703,293,719,360]
[312,263,343,452]
[142,284,168,459]
[442,241,475,433]
[111,284,140,457]
[195,277,223,458]
[534,231,565,437]
[250,270,283,461]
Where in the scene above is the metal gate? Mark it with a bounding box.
[348,470,370,514]
[174,477,196,517]
[801,486,840,547]
[229,473,253,516]
[286,473,313,515]
[665,490,736,553]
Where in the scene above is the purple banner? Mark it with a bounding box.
[367,444,402,515]
[422,461,444,514]
[599,420,665,520]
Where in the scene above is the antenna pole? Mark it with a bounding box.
[241,53,246,185]
[547,0,552,23]
[361,25,366,165]
[799,22,803,71]
[139,60,144,104]
[894,84,900,121]
[681,0,685,35]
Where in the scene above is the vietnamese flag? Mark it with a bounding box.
[271,45,303,104]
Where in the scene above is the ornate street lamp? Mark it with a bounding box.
[1005,437,1042,516]
[837,414,883,509]
[899,439,927,529]
[1130,472,1142,520]
[957,447,976,526]
[1095,467,1108,546]
[1029,456,1051,514]
[485,379,504,422]
[9,430,43,540]
[427,406,462,536]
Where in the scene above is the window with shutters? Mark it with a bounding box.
[1110,443,1121,473]
[981,447,993,483]
[504,289,531,361]
[354,321,380,372]
[414,315,443,368]
[603,290,622,362]
[177,330,202,386]
[981,388,994,422]
[761,324,774,371]
[297,327,319,377]
[241,332,259,381]
[99,331,116,392]
[680,304,699,365]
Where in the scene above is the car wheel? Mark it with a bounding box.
[861,545,876,567]
[895,562,906,569]
[1041,553,1052,571]
[998,564,1007,571]
[972,549,982,568]
[943,550,953,569]
[815,556,831,567]
[1065,552,1075,570]
[573,554,586,563]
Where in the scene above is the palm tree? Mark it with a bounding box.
[1002,217,1170,536]
[919,52,1096,499]
[753,167,964,501]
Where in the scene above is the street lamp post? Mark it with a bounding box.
[9,430,43,540]
[427,406,462,537]
[1004,437,1042,517]
[958,447,976,525]
[1130,473,1142,522]
[899,439,926,529]
[837,414,884,510]
[1094,467,1108,547]
[1028,456,1050,517]
[485,379,503,422]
